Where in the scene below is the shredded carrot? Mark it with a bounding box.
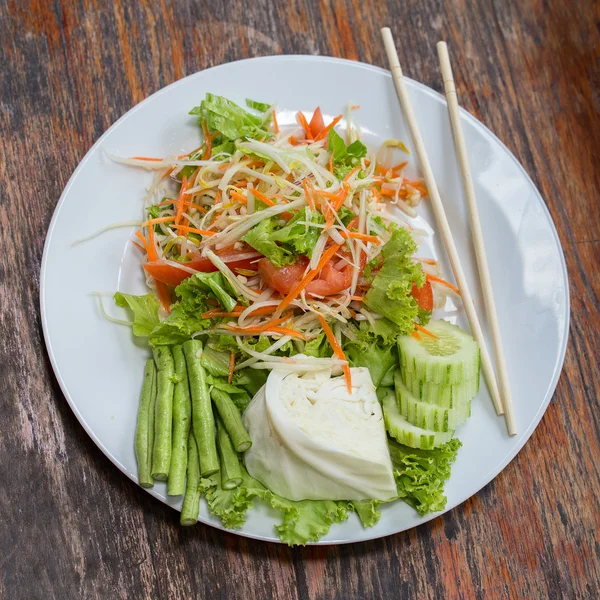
[174,177,190,226]
[328,153,334,173]
[317,315,352,393]
[412,330,422,340]
[380,188,409,198]
[350,104,360,110]
[296,111,313,140]
[427,274,460,295]
[229,190,247,204]
[391,161,408,175]
[316,189,340,201]
[289,136,300,146]
[350,295,364,301]
[342,231,380,245]
[218,162,232,171]
[202,119,212,160]
[314,114,343,142]
[302,180,315,210]
[134,230,152,255]
[173,225,216,237]
[228,352,235,384]
[250,188,277,207]
[140,226,171,311]
[130,156,163,162]
[131,240,145,252]
[375,165,388,176]
[414,323,438,339]
[276,242,343,313]
[343,166,361,183]
[141,216,175,227]
[190,203,208,213]
[272,109,279,134]
[415,257,437,265]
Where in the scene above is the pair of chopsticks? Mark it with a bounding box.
[381,28,516,436]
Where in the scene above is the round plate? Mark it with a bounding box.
[40,56,569,544]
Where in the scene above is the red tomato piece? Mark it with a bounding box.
[308,107,325,139]
[144,252,260,288]
[411,280,434,312]
[257,257,308,295]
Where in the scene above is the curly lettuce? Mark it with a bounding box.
[363,226,426,333]
[242,210,324,267]
[389,437,462,515]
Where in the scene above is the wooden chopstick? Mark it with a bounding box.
[437,42,516,435]
[380,28,505,420]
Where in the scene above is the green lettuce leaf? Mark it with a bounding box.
[270,209,324,257]
[200,347,231,377]
[389,438,462,515]
[177,272,237,313]
[328,129,367,179]
[352,499,383,527]
[232,368,268,401]
[344,340,397,387]
[202,471,254,530]
[363,226,425,334]
[302,333,333,358]
[418,307,432,326]
[242,218,295,267]
[114,292,160,337]
[190,93,272,142]
[242,210,324,266]
[245,98,272,113]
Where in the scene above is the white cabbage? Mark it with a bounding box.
[242,362,396,501]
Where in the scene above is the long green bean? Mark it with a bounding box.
[210,388,252,452]
[168,345,192,495]
[135,359,157,488]
[151,346,175,481]
[216,417,243,490]
[183,340,219,477]
[180,434,201,526]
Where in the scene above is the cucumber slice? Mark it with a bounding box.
[382,391,455,449]
[394,370,457,432]
[401,369,480,408]
[399,320,480,385]
[455,400,471,426]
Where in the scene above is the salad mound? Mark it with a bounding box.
[112,95,477,545]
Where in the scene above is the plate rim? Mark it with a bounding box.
[40,54,570,545]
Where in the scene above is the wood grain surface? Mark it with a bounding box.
[1,0,599,598]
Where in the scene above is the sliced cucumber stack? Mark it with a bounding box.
[381,319,481,447]
[382,391,455,450]
[394,370,457,432]
[398,319,480,385]
[402,369,480,409]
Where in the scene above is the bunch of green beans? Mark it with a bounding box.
[133,340,253,526]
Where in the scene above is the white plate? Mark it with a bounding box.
[41,56,569,544]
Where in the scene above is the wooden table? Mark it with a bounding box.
[1,1,598,598]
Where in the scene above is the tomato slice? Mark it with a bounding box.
[411,280,434,312]
[306,264,352,296]
[257,257,308,295]
[308,107,325,139]
[144,252,261,288]
[258,257,356,297]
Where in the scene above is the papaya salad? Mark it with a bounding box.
[110,94,480,545]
